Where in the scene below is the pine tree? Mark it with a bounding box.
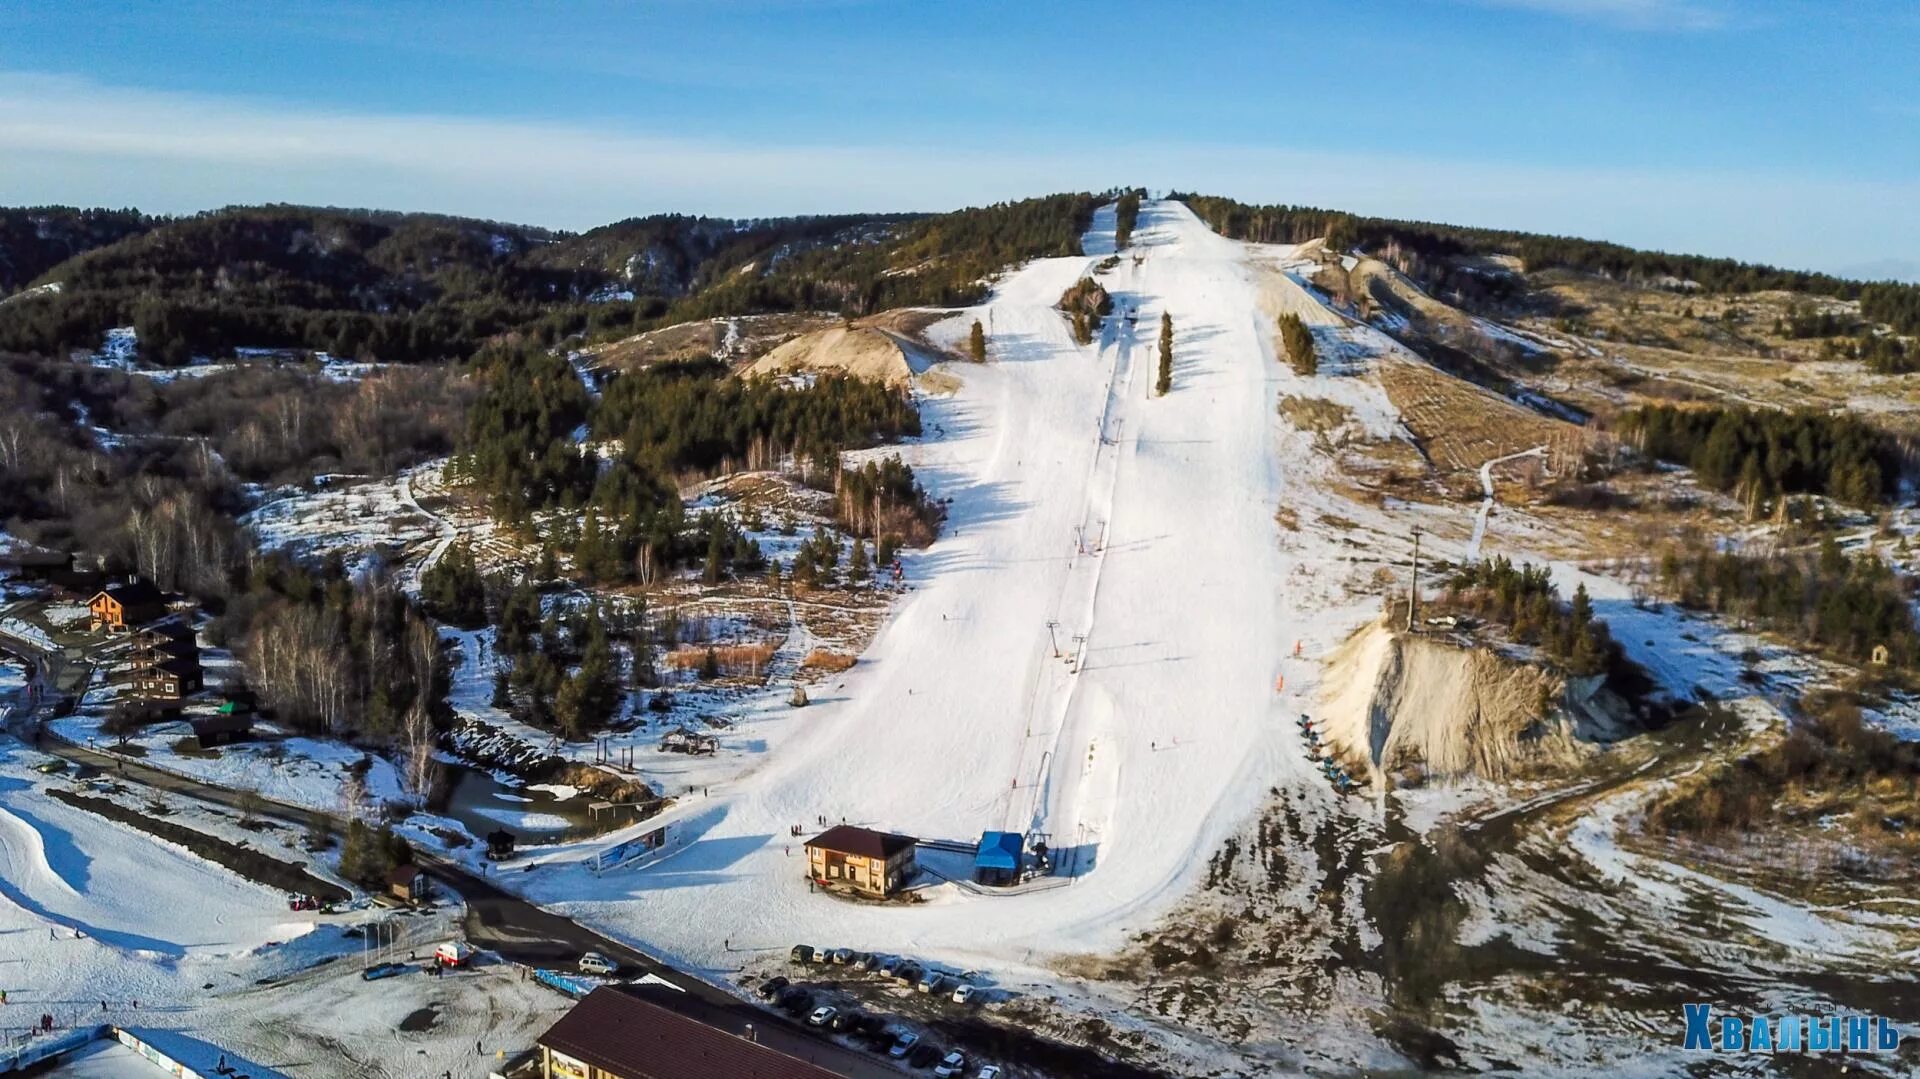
[968,319,987,362]
[576,509,612,584]
[553,673,588,739]
[699,645,722,680]
[1157,313,1173,395]
[420,542,486,628]
[849,537,869,584]
[574,607,620,728]
[490,667,512,708]
[1278,313,1318,376]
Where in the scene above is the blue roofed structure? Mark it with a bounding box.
[974,831,1023,886]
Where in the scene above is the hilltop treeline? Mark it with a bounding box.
[0,207,909,365]
[1172,193,1920,335]
[662,193,1098,322]
[0,207,589,364]
[1440,558,1619,677]
[0,207,155,294]
[1616,404,1900,509]
[1654,537,1920,670]
[0,196,1102,364]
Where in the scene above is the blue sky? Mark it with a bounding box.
[1,0,1915,277]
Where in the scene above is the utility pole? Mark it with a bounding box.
[1407,529,1421,633]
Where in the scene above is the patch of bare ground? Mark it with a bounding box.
[864,307,968,358]
[1634,690,1920,909]
[1501,277,1920,433]
[1376,355,1578,473]
[1054,787,1405,1072]
[591,312,835,371]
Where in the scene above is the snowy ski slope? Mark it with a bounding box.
[522,201,1394,975]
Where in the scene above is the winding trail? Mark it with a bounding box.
[1466,446,1546,561]
[395,462,458,595]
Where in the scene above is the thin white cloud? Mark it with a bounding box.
[1471,0,1730,31]
[0,71,1912,277]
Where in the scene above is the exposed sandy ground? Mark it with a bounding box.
[590,312,834,371]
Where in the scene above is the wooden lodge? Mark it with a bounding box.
[803,825,917,899]
[89,578,167,633]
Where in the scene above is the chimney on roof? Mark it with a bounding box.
[742,1023,757,1043]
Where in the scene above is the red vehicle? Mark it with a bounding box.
[435,941,476,969]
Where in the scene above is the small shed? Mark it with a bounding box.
[485,829,516,861]
[190,711,254,749]
[387,864,428,904]
[658,726,718,755]
[973,830,1024,886]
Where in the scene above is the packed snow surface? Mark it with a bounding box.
[511,200,1366,976]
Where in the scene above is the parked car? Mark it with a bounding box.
[888,1031,920,1059]
[811,944,833,963]
[854,1014,889,1040]
[894,961,923,984]
[829,947,854,965]
[789,944,815,963]
[807,1005,838,1028]
[777,988,812,1015]
[577,952,618,976]
[950,983,979,1005]
[934,1050,969,1077]
[847,950,874,970]
[876,956,905,977]
[755,976,790,1000]
[907,1042,943,1068]
[976,1067,1003,1079]
[916,969,946,994]
[829,1009,860,1032]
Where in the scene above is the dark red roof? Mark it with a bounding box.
[804,824,916,860]
[539,987,844,1079]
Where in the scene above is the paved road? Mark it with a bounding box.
[37,738,903,1078]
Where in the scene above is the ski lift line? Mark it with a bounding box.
[1000,283,1139,836]
[1025,285,1155,837]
